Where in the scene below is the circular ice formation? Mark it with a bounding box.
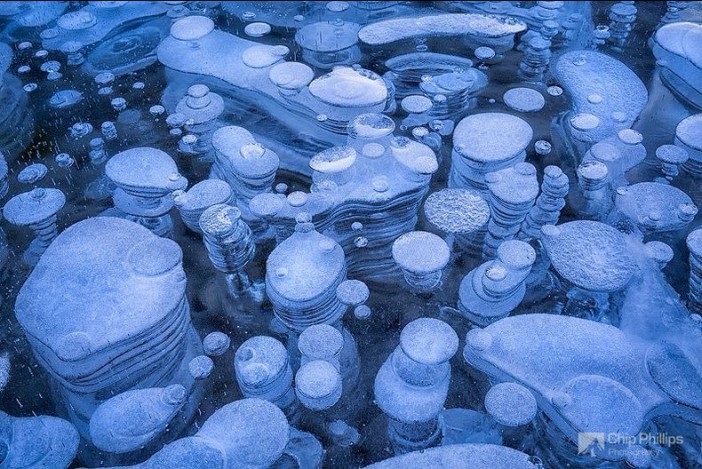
[203,331,231,357]
[484,382,537,427]
[453,113,533,162]
[615,182,696,232]
[401,95,432,114]
[3,188,65,226]
[242,45,289,68]
[244,22,271,38]
[400,318,458,366]
[106,147,186,193]
[170,16,214,41]
[309,67,387,107]
[268,61,314,90]
[198,399,289,468]
[298,324,343,360]
[295,360,342,410]
[17,164,48,184]
[310,146,357,173]
[541,221,635,292]
[336,279,369,306]
[676,114,702,151]
[503,87,545,113]
[392,231,450,274]
[424,189,489,235]
[655,144,688,164]
[348,113,395,140]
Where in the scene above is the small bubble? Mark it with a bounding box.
[535,140,552,155]
[354,236,368,248]
[547,86,563,96]
[23,83,38,92]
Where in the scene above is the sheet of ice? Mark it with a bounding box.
[358,13,526,46]
[554,50,647,143]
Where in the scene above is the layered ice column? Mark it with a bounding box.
[14,217,203,453]
[105,147,188,237]
[374,318,458,454]
[234,336,296,414]
[519,165,569,240]
[449,113,533,191]
[2,187,66,266]
[483,163,539,259]
[211,126,280,239]
[199,204,256,297]
[458,240,536,325]
[265,218,362,388]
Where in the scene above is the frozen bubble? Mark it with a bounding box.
[94,71,115,85]
[295,360,342,410]
[310,146,357,173]
[503,87,545,112]
[541,220,635,292]
[392,231,450,274]
[203,331,231,356]
[55,153,75,168]
[424,189,489,235]
[269,61,314,90]
[485,382,537,427]
[309,67,387,107]
[171,16,214,41]
[242,45,289,68]
[354,304,371,319]
[547,85,563,96]
[401,95,433,114]
[535,140,552,155]
[57,10,96,30]
[400,317,458,365]
[111,97,127,111]
[327,1,349,12]
[150,105,166,116]
[244,22,271,38]
[17,164,48,184]
[49,89,82,108]
[474,46,495,60]
[570,112,600,131]
[362,143,385,158]
[656,144,688,164]
[287,191,308,207]
[23,83,37,92]
[299,324,343,361]
[336,279,369,306]
[618,128,643,145]
[349,113,395,140]
[354,236,368,248]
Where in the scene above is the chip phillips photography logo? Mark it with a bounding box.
[578,433,606,457]
[577,431,685,459]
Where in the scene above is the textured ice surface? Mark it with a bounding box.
[358,13,527,47]
[366,443,538,469]
[3,3,702,468]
